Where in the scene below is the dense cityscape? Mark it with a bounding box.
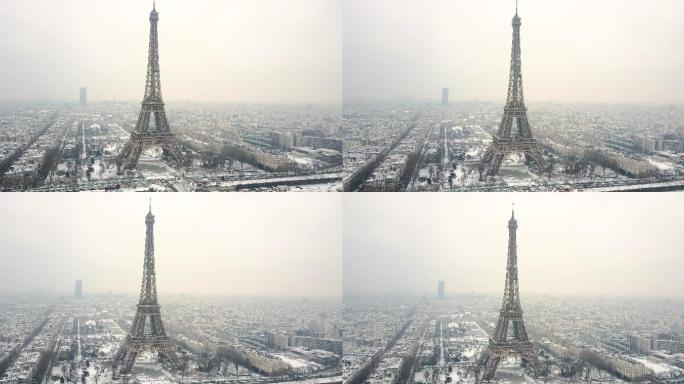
[0,102,342,192]
[342,293,684,384]
[0,293,342,384]
[342,101,684,192]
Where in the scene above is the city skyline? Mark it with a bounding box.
[0,194,342,297]
[344,0,684,104]
[344,193,684,298]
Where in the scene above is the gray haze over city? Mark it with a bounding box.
[0,193,342,297]
[343,193,683,298]
[344,0,684,103]
[0,0,342,104]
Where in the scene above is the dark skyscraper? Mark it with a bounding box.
[74,280,82,299]
[437,280,445,299]
[79,87,87,106]
[441,87,449,106]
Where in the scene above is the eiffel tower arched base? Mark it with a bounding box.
[479,138,548,181]
[117,132,185,175]
[478,342,545,382]
[113,336,180,377]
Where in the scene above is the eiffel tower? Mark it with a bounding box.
[114,200,180,376]
[480,1,547,179]
[478,206,544,381]
[118,2,185,174]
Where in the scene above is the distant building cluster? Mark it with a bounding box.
[633,134,684,154]
[265,331,342,355]
[218,343,290,376]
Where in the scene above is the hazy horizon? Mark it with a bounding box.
[341,98,684,107]
[344,193,684,298]
[0,194,342,298]
[0,0,341,104]
[344,0,684,104]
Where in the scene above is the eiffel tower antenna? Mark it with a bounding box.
[117,2,185,174]
[149,197,152,213]
[479,0,547,179]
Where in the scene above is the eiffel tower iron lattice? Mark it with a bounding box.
[114,200,180,376]
[117,3,185,173]
[478,206,545,381]
[480,1,547,179]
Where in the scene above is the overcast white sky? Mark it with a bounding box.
[344,0,684,104]
[4,1,679,105]
[0,194,342,298]
[0,0,341,104]
[344,193,684,298]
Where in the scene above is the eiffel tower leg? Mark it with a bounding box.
[479,148,493,180]
[521,350,545,377]
[124,143,145,171]
[475,352,488,384]
[159,345,181,370]
[481,147,494,164]
[118,141,133,163]
[120,348,139,375]
[486,153,505,177]
[114,345,139,376]
[526,149,548,172]
[162,142,185,168]
[117,141,134,174]
[481,352,501,381]
[114,341,128,364]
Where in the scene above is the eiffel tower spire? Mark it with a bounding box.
[140,198,158,305]
[113,202,180,377]
[145,2,162,102]
[117,3,185,173]
[478,207,545,381]
[502,204,521,312]
[479,0,547,179]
